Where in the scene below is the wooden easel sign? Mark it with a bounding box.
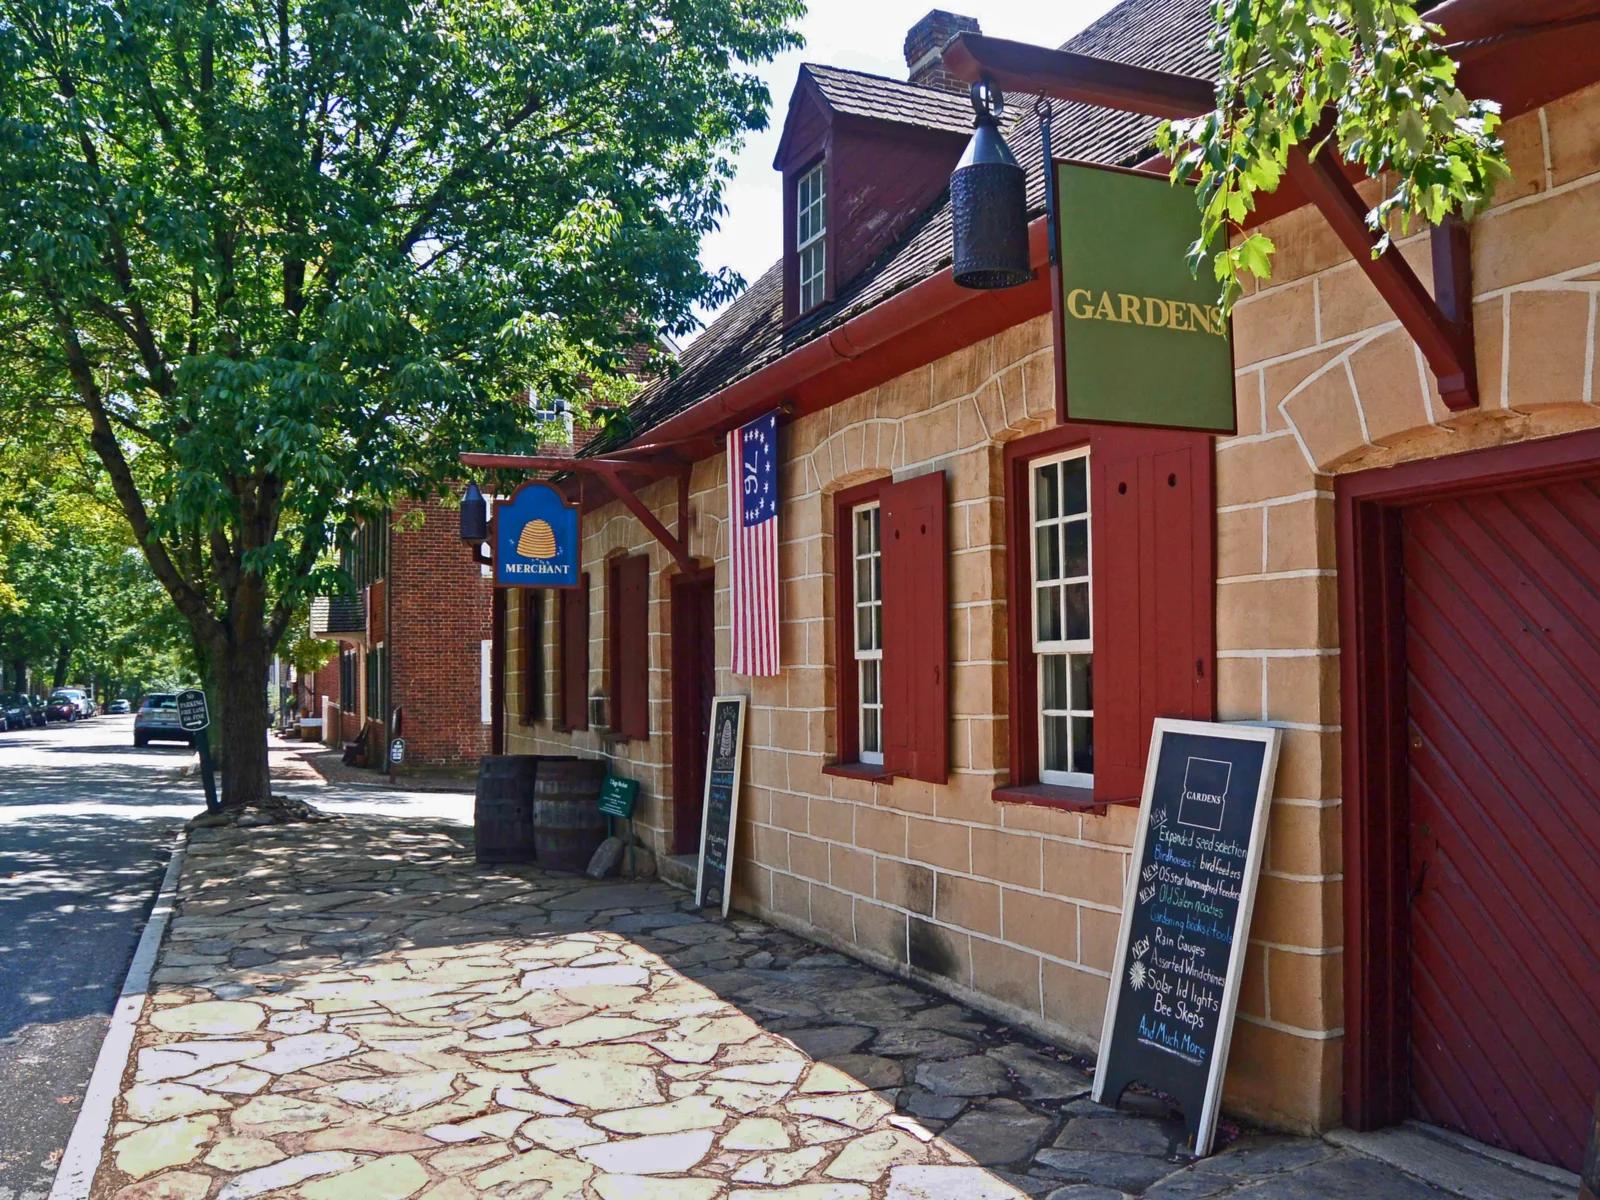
[1092,718,1283,1156]
[695,695,748,917]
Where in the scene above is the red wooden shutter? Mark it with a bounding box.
[558,574,589,730]
[609,555,650,740]
[1090,428,1215,801]
[881,471,949,783]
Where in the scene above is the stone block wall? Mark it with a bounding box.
[499,80,1600,1135]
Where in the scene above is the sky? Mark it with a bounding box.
[689,0,1125,334]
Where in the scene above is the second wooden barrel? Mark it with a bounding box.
[474,755,539,863]
[533,757,609,871]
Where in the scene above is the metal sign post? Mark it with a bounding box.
[176,689,219,814]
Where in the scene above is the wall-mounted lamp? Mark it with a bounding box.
[459,481,489,542]
[951,80,1030,290]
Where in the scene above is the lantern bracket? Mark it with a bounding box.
[944,32,1479,410]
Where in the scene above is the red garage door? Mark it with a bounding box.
[1402,478,1600,1171]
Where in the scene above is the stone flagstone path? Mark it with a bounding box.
[92,818,1446,1200]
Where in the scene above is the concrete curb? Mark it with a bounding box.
[47,827,189,1200]
[1325,1123,1577,1200]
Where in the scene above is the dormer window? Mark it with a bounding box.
[796,162,827,313]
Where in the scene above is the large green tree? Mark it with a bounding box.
[0,0,800,803]
[1159,0,1507,309]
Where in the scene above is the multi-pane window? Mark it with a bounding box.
[852,502,883,764]
[797,163,826,313]
[1031,449,1093,786]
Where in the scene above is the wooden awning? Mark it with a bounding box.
[459,452,695,573]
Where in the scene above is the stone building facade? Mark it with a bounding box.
[492,0,1600,1169]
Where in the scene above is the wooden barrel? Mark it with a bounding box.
[533,757,609,871]
[474,756,539,863]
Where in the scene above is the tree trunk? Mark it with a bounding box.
[213,628,272,807]
[52,646,71,689]
[9,660,24,691]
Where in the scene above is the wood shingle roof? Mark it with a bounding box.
[587,0,1219,456]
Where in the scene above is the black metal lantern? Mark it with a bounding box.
[951,81,1030,290]
[459,481,488,542]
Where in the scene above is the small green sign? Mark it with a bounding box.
[1055,162,1236,433]
[598,776,639,819]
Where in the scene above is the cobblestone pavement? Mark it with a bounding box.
[92,818,1445,1200]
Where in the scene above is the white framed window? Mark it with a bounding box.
[1030,448,1093,787]
[531,392,575,443]
[797,162,827,313]
[852,501,883,764]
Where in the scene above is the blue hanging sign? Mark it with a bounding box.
[495,481,580,588]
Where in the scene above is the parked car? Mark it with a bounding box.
[0,693,33,732]
[29,697,48,726]
[45,693,79,722]
[106,699,131,714]
[134,694,191,747]
[51,688,96,719]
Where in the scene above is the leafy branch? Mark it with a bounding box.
[1157,0,1510,311]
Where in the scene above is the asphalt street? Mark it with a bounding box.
[0,713,193,1200]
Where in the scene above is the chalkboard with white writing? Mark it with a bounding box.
[695,696,747,917]
[1093,719,1282,1156]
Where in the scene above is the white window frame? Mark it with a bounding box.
[1029,447,1093,788]
[796,162,827,313]
[852,501,883,765]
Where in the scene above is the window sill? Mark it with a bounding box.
[992,782,1139,815]
[823,761,898,784]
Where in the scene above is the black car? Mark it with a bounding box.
[0,693,33,732]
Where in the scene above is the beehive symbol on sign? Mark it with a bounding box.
[516,518,558,559]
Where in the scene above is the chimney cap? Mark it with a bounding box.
[904,10,981,92]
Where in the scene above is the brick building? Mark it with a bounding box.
[483,0,1600,1172]
[309,498,494,770]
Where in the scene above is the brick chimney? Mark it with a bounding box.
[904,10,980,92]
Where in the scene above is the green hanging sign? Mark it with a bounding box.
[1053,161,1236,434]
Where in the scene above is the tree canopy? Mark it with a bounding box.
[0,0,801,800]
[1159,0,1508,308]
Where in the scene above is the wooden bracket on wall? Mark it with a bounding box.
[1287,145,1478,410]
[458,452,696,574]
[591,462,696,574]
[944,32,1481,412]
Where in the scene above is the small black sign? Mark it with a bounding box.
[389,738,405,764]
[176,689,211,732]
[695,696,747,916]
[1093,719,1282,1156]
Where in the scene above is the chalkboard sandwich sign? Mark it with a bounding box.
[1093,718,1283,1157]
[695,696,748,917]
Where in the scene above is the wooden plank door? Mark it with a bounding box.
[672,573,716,855]
[1401,478,1600,1171]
